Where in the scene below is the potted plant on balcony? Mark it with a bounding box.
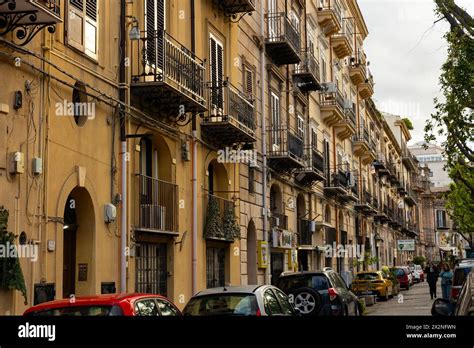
[222,205,240,241]
[204,196,223,239]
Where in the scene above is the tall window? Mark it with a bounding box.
[311,128,317,149]
[144,0,166,68]
[210,35,224,111]
[321,57,327,83]
[271,92,280,147]
[68,0,98,59]
[297,115,305,139]
[436,210,447,229]
[244,67,254,102]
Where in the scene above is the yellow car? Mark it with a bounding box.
[350,271,393,301]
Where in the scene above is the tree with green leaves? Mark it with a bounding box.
[0,207,28,305]
[426,0,474,249]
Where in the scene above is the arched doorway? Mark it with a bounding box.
[269,183,284,285]
[205,159,231,289]
[246,220,257,285]
[62,187,95,298]
[296,193,309,271]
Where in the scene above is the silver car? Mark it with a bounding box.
[183,285,298,316]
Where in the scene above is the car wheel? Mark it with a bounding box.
[293,287,322,316]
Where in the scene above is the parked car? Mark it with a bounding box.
[183,285,297,316]
[409,265,421,283]
[275,268,359,316]
[432,272,474,316]
[24,293,182,316]
[393,266,412,290]
[451,263,474,303]
[350,271,393,301]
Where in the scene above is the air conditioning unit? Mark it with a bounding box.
[321,82,336,93]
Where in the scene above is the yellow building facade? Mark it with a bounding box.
[0,0,427,315]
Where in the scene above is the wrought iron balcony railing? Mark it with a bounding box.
[217,0,256,15]
[293,50,321,91]
[320,89,345,112]
[270,212,288,230]
[202,79,256,145]
[267,125,305,170]
[131,30,206,115]
[203,193,238,241]
[136,175,179,234]
[265,12,301,65]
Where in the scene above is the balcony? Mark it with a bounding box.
[375,203,389,224]
[135,175,179,235]
[349,52,368,85]
[404,185,418,206]
[402,147,418,171]
[293,50,321,91]
[297,219,314,246]
[0,0,62,46]
[265,12,301,65]
[359,68,374,99]
[270,212,288,230]
[353,128,375,164]
[324,169,358,202]
[355,190,377,216]
[203,193,239,242]
[267,125,305,172]
[317,0,342,36]
[295,146,326,186]
[319,89,345,127]
[131,30,206,120]
[397,182,407,196]
[332,18,353,59]
[201,80,256,146]
[334,103,357,141]
[216,0,256,15]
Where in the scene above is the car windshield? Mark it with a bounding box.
[356,273,379,281]
[453,267,473,286]
[26,305,123,316]
[183,294,258,316]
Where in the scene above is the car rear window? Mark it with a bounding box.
[276,275,329,291]
[395,269,406,276]
[453,267,473,286]
[356,273,380,281]
[183,294,258,316]
[26,305,123,316]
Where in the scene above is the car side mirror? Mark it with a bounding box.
[431,299,453,316]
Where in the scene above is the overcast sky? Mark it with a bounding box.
[358,0,473,144]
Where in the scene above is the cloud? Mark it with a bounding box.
[357,0,472,143]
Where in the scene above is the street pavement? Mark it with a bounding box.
[365,280,442,315]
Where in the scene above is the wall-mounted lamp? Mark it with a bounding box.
[126,16,140,41]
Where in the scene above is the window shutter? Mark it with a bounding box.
[216,42,224,109]
[146,0,156,67]
[84,0,98,57]
[245,68,253,98]
[210,37,218,108]
[157,0,165,70]
[68,0,85,50]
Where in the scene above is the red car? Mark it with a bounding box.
[394,267,411,290]
[24,293,182,316]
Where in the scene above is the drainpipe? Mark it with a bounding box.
[191,0,198,295]
[119,0,127,293]
[260,0,269,285]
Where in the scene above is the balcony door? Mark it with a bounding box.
[268,0,277,38]
[270,92,281,150]
[210,35,224,114]
[145,0,165,70]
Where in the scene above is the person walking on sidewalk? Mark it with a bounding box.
[425,262,439,299]
[439,264,453,300]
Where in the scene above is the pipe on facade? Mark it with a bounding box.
[119,0,127,293]
[260,0,270,285]
[191,0,198,295]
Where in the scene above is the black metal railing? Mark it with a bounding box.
[268,125,304,160]
[344,103,357,128]
[334,18,354,47]
[265,12,301,53]
[294,50,321,81]
[203,193,237,240]
[270,212,288,230]
[326,169,353,188]
[353,127,370,144]
[372,196,379,209]
[298,219,313,245]
[137,175,178,233]
[131,30,206,107]
[206,79,255,131]
[218,0,256,14]
[319,89,345,112]
[312,147,325,174]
